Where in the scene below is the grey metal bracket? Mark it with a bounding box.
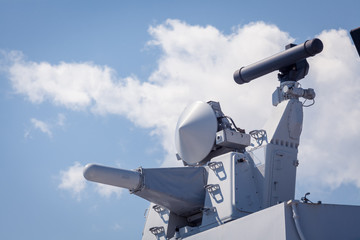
[149,226,165,236]
[249,129,268,146]
[204,184,220,193]
[208,162,223,171]
[272,81,316,106]
[153,205,166,213]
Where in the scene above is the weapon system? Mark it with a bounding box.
[83,37,360,239]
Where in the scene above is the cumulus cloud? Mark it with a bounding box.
[58,162,86,201]
[6,20,291,156]
[297,29,360,189]
[3,20,360,192]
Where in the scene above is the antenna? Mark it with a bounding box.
[175,101,217,165]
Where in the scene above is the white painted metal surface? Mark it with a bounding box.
[184,201,360,240]
[200,152,259,231]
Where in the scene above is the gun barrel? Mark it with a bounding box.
[83,164,142,191]
[83,164,207,216]
[233,38,323,84]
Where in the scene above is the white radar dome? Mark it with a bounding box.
[175,101,217,165]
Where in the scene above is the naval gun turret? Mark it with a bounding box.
[84,38,360,239]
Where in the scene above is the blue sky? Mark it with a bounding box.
[1,1,359,239]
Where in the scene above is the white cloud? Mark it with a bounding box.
[297,29,360,189]
[58,162,123,200]
[58,162,86,201]
[31,118,52,137]
[95,183,123,199]
[28,114,66,138]
[4,20,360,192]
